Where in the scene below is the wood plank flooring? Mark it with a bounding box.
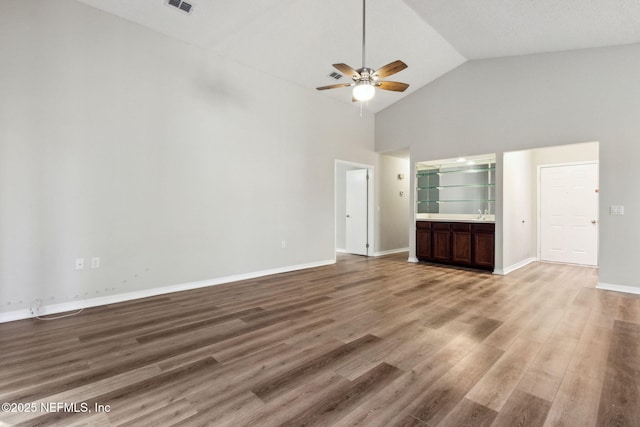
[1,253,639,426]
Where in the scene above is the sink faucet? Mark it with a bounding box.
[477,209,483,220]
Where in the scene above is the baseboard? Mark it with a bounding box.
[494,257,537,275]
[407,257,419,263]
[0,309,32,324]
[596,282,640,295]
[373,247,409,257]
[0,258,336,324]
[335,248,347,253]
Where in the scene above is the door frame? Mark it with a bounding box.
[536,161,599,265]
[334,160,375,257]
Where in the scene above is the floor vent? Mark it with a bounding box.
[166,0,193,14]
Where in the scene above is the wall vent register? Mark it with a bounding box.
[166,0,193,14]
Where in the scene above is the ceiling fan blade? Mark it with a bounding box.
[316,83,353,91]
[377,81,409,92]
[332,63,361,79]
[373,60,407,79]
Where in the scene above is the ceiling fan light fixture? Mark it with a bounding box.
[353,82,375,102]
[315,0,408,104]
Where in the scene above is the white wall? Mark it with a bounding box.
[377,44,640,290]
[0,0,378,317]
[531,141,599,166]
[502,150,534,272]
[376,154,410,253]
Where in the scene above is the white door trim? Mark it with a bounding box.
[335,160,375,257]
[537,161,599,265]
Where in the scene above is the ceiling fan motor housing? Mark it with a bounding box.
[355,67,377,83]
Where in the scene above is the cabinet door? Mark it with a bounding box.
[432,224,451,262]
[416,229,432,260]
[452,229,472,265]
[473,229,495,269]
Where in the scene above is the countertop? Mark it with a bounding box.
[416,218,495,224]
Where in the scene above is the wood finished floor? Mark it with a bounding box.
[1,253,639,426]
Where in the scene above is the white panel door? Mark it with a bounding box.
[540,163,598,266]
[346,169,368,256]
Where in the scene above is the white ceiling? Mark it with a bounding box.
[75,0,640,112]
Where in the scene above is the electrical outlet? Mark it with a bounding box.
[610,205,625,215]
[75,258,85,270]
[91,257,100,269]
[281,240,287,249]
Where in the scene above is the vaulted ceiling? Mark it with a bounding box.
[75,0,640,112]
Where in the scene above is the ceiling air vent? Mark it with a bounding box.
[166,0,193,14]
[328,71,343,80]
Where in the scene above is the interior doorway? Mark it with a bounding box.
[501,141,599,274]
[335,161,374,256]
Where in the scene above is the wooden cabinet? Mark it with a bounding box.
[432,223,452,262]
[472,223,495,269]
[416,221,495,270]
[451,223,472,266]
[416,221,432,259]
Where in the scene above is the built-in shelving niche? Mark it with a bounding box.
[416,154,496,218]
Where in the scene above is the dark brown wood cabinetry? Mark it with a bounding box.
[472,223,495,269]
[416,221,495,270]
[432,223,452,262]
[415,221,432,260]
[451,223,472,266]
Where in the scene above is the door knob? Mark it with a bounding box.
[346,215,350,218]
[591,220,597,224]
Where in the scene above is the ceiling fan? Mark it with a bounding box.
[316,0,409,102]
